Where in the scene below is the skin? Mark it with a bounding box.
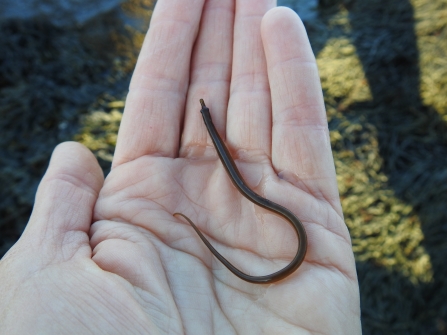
[174,99,307,284]
[0,1,362,334]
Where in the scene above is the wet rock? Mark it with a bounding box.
[0,0,125,27]
[277,0,318,22]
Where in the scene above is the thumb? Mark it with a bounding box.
[21,142,104,261]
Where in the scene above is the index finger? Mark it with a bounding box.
[113,0,205,167]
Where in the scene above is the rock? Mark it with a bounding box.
[0,0,125,27]
[277,0,318,22]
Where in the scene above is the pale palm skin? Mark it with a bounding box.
[0,0,361,334]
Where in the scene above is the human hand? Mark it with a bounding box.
[0,0,361,334]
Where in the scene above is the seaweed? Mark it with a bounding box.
[308,0,447,333]
[0,17,124,254]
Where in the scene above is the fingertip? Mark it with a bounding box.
[26,142,104,245]
[261,7,314,64]
[261,6,303,33]
[47,141,104,193]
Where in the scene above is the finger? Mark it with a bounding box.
[180,0,235,158]
[113,0,206,167]
[261,8,341,213]
[226,0,276,158]
[23,142,104,258]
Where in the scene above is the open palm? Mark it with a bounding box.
[0,0,360,334]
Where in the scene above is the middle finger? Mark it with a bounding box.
[180,0,235,158]
[227,0,276,159]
